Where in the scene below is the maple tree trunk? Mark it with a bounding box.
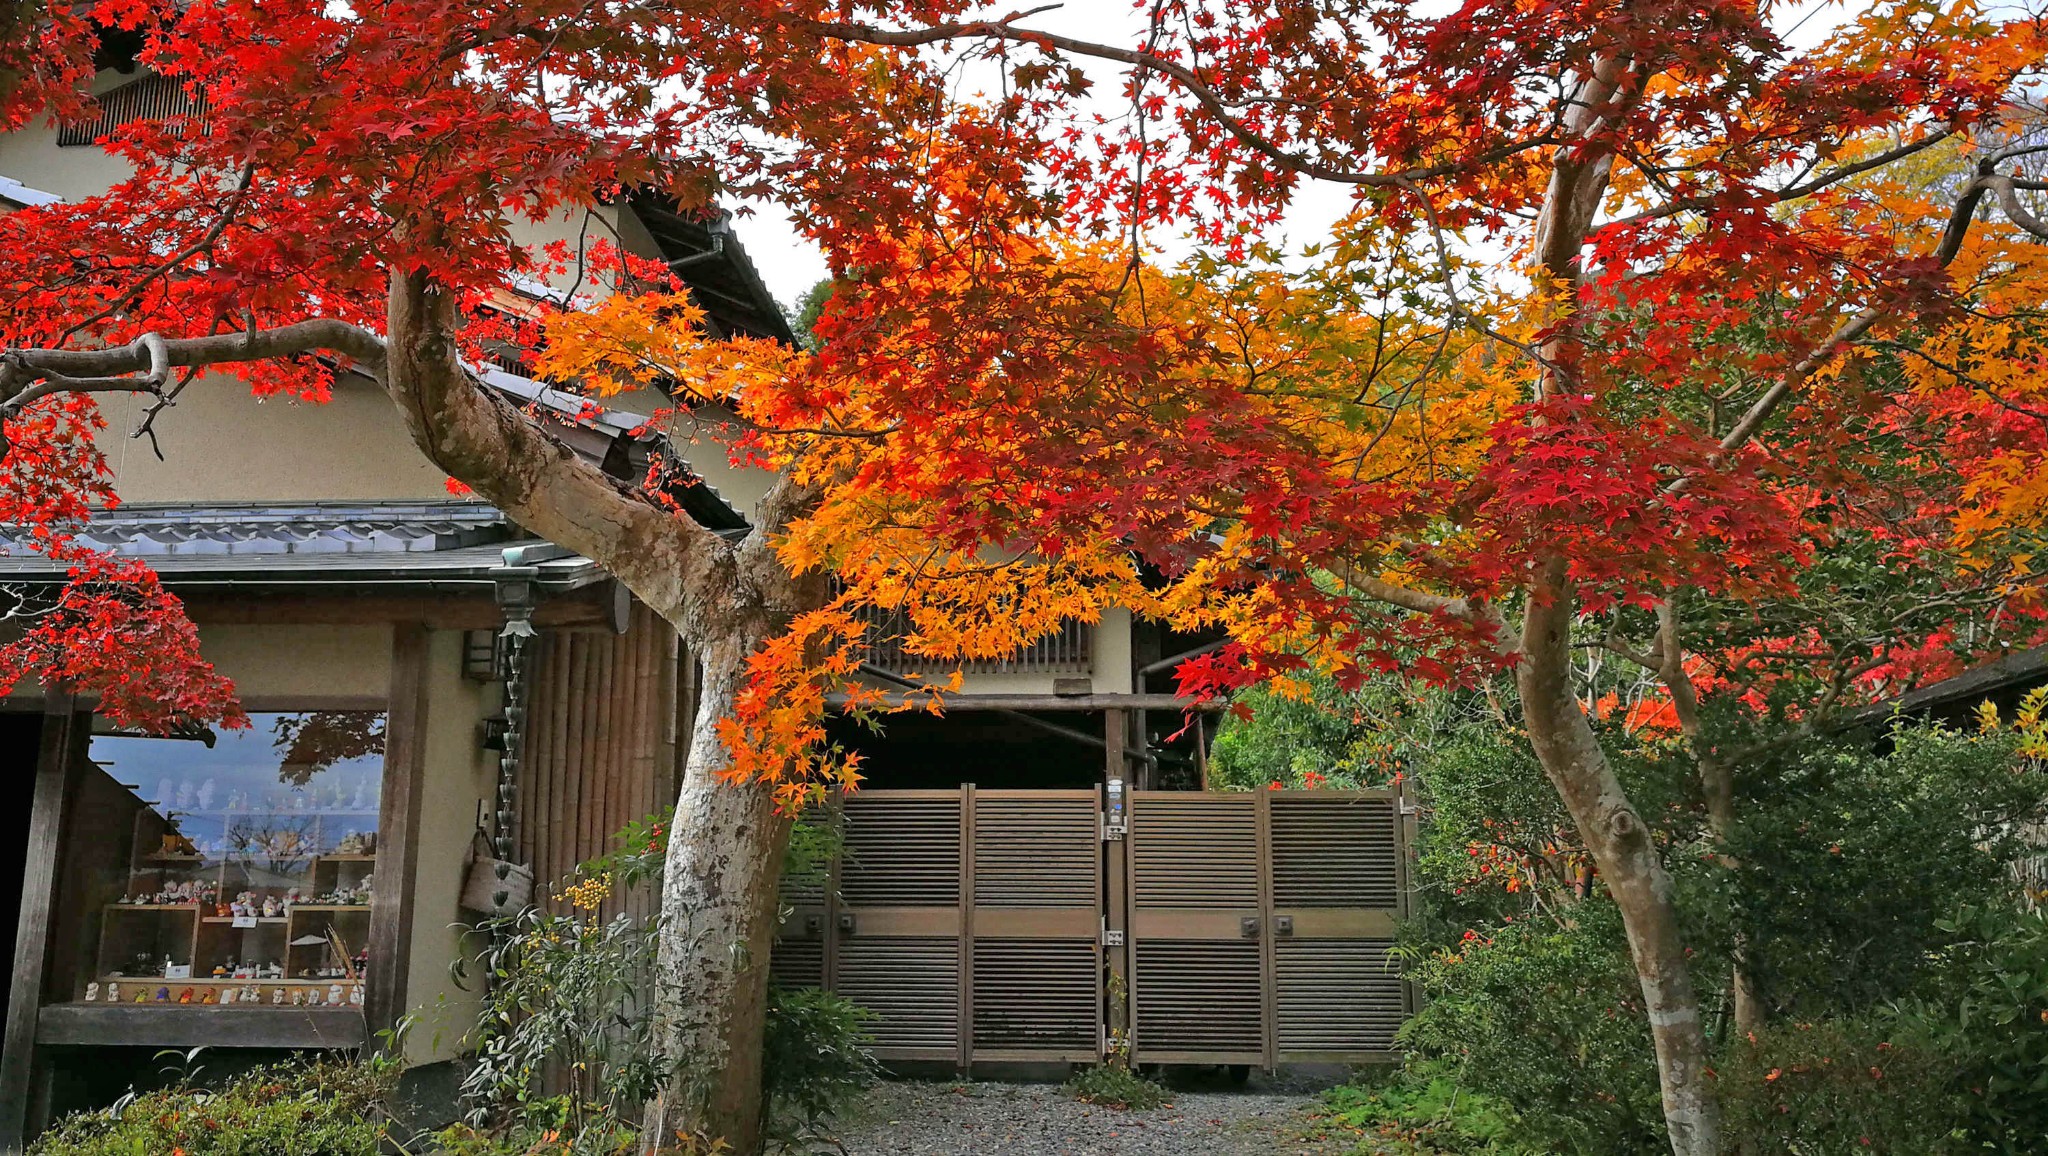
[641,632,791,1155]
[1657,603,1762,1034]
[1519,567,1720,1156]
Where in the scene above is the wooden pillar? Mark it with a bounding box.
[957,783,975,1074]
[364,624,430,1047]
[1,697,89,1153]
[1102,708,1131,1065]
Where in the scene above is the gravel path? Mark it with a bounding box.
[821,1075,1363,1155]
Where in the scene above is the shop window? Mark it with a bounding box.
[59,711,384,1010]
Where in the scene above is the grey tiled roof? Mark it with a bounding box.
[0,501,608,588]
[11,501,513,558]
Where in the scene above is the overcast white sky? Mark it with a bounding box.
[732,0,1845,308]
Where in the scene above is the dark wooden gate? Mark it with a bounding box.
[774,786,1405,1070]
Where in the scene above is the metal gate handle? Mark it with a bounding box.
[838,912,857,935]
[1240,915,1261,940]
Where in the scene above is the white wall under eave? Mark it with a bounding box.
[197,623,394,699]
[401,628,496,1066]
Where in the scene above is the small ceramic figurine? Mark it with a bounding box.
[106,983,119,1003]
[154,987,170,1002]
[243,984,258,1004]
[262,895,280,918]
[84,983,98,1002]
[133,990,147,1003]
[327,983,344,1005]
[178,988,193,1004]
[200,990,216,1005]
[220,988,235,1006]
[290,989,305,1006]
[211,964,227,979]
[272,987,286,1005]
[349,984,364,1007]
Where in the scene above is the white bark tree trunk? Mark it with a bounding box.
[1519,567,1719,1156]
[640,633,792,1154]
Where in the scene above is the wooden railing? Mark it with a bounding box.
[857,606,1093,676]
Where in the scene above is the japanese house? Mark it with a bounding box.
[0,58,1412,1150]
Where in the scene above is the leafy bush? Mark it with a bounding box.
[761,987,881,1146]
[1726,726,2048,1020]
[1900,904,2048,1151]
[1718,1019,1964,1154]
[1063,1063,1171,1110]
[1398,907,1668,1155]
[32,1057,396,1156]
[1312,1067,1533,1154]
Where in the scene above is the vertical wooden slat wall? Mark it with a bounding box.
[516,602,682,922]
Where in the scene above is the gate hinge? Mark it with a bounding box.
[1101,928,1125,947]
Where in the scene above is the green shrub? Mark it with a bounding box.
[1063,1063,1171,1110]
[1727,727,2048,1020]
[32,1057,396,1156]
[762,987,881,1146]
[1399,907,1667,1155]
[1312,1066,1533,1154]
[1900,904,2048,1152]
[1718,1019,1964,1154]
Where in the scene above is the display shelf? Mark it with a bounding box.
[92,842,378,1003]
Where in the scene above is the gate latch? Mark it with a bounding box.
[1240,916,1261,940]
[1273,915,1294,937]
[1102,777,1128,841]
[1101,929,1125,947]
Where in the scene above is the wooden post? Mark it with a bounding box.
[1,697,88,1154]
[1102,709,1131,1067]
[364,624,430,1049]
[957,783,975,1075]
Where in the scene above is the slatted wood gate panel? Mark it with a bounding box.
[1127,790,1406,1066]
[1127,793,1265,1064]
[1269,794,1407,1061]
[970,791,1100,1061]
[837,791,962,1061]
[770,787,1103,1065]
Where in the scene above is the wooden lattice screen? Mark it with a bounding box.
[58,75,207,147]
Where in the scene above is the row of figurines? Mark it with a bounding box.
[156,778,377,812]
[117,883,374,912]
[85,981,364,1007]
[117,954,366,981]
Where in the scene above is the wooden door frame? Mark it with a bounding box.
[0,697,90,1153]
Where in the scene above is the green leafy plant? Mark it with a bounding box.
[1900,903,2048,1151]
[761,987,881,1147]
[1311,1066,1533,1154]
[1063,1063,1171,1110]
[31,1056,398,1156]
[1717,1018,1964,1155]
